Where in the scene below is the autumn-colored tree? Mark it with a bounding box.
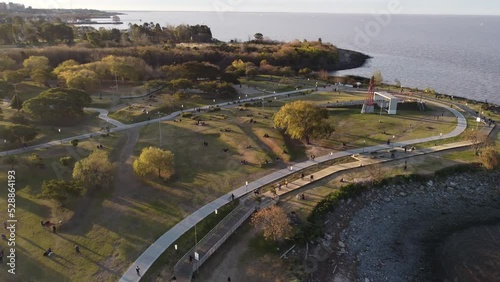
[53,59,80,76]
[365,162,386,185]
[274,101,334,144]
[169,78,193,91]
[23,56,51,77]
[73,150,116,189]
[251,205,292,241]
[2,70,24,84]
[372,70,383,85]
[479,146,499,170]
[59,69,99,92]
[464,130,490,155]
[102,55,152,81]
[133,147,175,179]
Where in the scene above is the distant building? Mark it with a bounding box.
[2,2,25,11]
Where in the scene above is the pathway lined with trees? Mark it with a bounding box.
[119,98,470,282]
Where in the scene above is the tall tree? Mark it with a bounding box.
[22,88,92,124]
[0,124,39,143]
[372,70,384,86]
[2,70,24,84]
[10,92,23,111]
[133,147,175,179]
[60,69,99,92]
[274,101,334,144]
[73,150,115,189]
[251,206,292,241]
[479,147,499,170]
[23,56,51,85]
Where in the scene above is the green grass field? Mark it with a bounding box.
[0,83,490,281]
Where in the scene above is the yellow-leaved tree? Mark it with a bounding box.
[274,100,334,144]
[73,150,115,189]
[133,147,175,179]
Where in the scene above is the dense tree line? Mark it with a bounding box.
[0,16,74,45]
[1,40,341,72]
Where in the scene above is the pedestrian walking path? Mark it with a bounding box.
[0,88,314,157]
[171,137,483,281]
[119,98,470,282]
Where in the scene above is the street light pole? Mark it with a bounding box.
[113,72,118,107]
[157,112,162,148]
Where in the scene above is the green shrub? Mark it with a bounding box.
[25,153,45,169]
[59,156,73,166]
[71,139,79,147]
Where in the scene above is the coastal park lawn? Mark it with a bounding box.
[0,103,109,151]
[0,87,467,281]
[0,133,126,282]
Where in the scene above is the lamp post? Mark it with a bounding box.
[392,135,395,148]
[181,104,184,112]
[157,112,162,148]
[363,140,366,153]
[245,181,248,192]
[58,129,62,144]
[379,99,384,123]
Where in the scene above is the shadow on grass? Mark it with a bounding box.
[15,194,51,220]
[1,244,69,282]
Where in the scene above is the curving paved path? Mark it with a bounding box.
[0,88,314,157]
[119,98,468,282]
[0,89,470,281]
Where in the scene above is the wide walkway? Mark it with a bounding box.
[119,98,468,282]
[171,138,485,281]
[0,88,314,157]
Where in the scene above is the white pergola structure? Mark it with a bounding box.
[374,91,399,115]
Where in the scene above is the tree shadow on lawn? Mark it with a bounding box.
[16,194,51,220]
[0,244,69,282]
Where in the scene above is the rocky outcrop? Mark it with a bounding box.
[336,48,371,71]
[309,170,500,281]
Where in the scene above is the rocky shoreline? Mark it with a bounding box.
[307,170,500,282]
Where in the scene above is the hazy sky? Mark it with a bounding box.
[14,0,500,15]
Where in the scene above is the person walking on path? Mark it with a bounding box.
[284,180,288,187]
[75,245,81,254]
[310,175,314,181]
[227,277,231,282]
[136,266,141,276]
[52,225,56,234]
